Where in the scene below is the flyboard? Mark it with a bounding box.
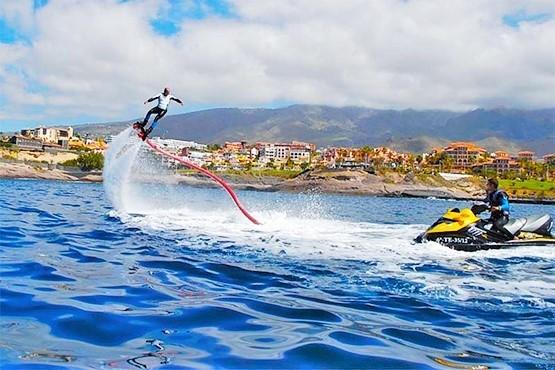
[132,125,261,225]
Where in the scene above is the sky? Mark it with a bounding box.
[0,0,554,131]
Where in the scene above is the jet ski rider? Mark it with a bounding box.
[484,178,512,239]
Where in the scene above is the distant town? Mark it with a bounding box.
[1,125,554,181]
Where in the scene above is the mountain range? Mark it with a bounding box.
[75,105,555,155]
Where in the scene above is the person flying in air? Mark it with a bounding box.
[136,87,183,140]
[484,178,512,239]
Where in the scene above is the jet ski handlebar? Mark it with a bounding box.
[470,203,489,215]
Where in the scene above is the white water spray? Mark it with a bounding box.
[103,128,143,212]
[103,129,555,305]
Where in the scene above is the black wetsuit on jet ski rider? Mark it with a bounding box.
[484,178,512,239]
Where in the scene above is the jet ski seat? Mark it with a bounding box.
[520,214,555,237]
[504,218,526,236]
[504,214,554,237]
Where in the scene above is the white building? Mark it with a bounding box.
[290,147,310,162]
[259,143,311,163]
[152,138,207,151]
[21,126,73,147]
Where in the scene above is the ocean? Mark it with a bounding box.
[0,129,554,369]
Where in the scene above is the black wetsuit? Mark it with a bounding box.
[485,190,512,238]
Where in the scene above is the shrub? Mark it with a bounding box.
[62,152,103,171]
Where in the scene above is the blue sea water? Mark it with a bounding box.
[1,178,554,369]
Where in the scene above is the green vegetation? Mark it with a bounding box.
[206,144,221,151]
[500,179,555,199]
[61,152,104,171]
[500,179,555,191]
[176,169,197,175]
[0,142,13,148]
[177,168,302,179]
[225,168,303,179]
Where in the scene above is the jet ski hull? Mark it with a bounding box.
[415,207,555,252]
[419,233,555,252]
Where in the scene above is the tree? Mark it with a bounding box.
[77,152,104,171]
[207,144,221,152]
[266,159,275,169]
[285,158,294,169]
[360,145,373,164]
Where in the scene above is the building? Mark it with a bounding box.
[21,126,74,147]
[472,156,520,174]
[257,141,315,163]
[9,135,43,151]
[289,145,311,162]
[291,140,316,152]
[43,142,64,153]
[152,138,207,151]
[275,144,290,160]
[223,141,247,153]
[493,150,509,159]
[517,151,535,161]
[544,153,555,165]
[442,142,486,169]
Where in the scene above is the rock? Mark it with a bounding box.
[0,162,77,181]
[79,174,103,182]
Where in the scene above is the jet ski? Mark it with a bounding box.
[414,204,555,251]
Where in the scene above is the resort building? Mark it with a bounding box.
[441,142,486,169]
[291,141,316,152]
[289,145,311,162]
[544,153,555,165]
[517,151,535,161]
[472,155,520,174]
[153,138,207,151]
[257,141,314,163]
[224,141,247,153]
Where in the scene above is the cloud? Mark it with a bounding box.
[0,0,554,128]
[0,0,34,32]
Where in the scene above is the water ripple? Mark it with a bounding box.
[1,179,554,369]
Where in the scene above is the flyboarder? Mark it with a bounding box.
[135,87,183,140]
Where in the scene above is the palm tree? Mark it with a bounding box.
[360,145,373,165]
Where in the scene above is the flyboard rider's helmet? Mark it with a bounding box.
[163,87,170,95]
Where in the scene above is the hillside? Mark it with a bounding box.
[75,105,555,154]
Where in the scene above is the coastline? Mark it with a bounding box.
[0,161,102,183]
[1,161,554,204]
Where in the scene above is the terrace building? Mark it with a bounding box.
[472,156,520,174]
[442,142,486,169]
[517,151,535,161]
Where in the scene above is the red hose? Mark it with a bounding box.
[144,138,261,225]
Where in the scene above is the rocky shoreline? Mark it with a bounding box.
[0,162,102,183]
[173,169,555,204]
[1,162,554,204]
